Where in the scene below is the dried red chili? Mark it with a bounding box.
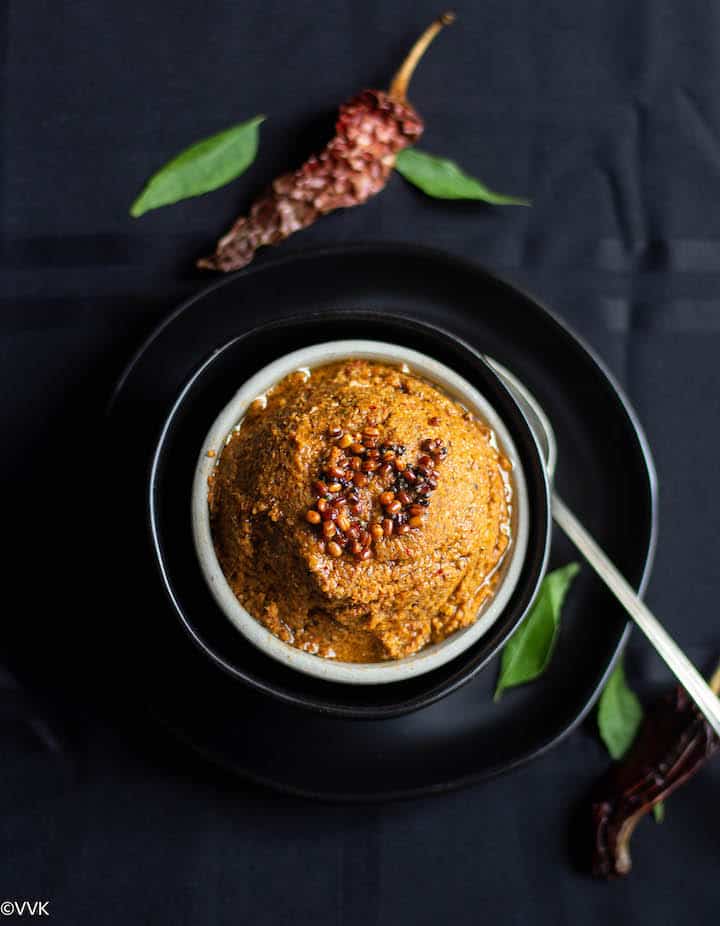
[197,12,454,272]
[590,664,720,878]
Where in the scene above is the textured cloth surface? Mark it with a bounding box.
[2,2,719,923]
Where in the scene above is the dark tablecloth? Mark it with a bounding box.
[2,2,719,923]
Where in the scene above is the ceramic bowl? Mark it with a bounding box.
[192,340,531,684]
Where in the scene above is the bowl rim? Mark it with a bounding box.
[191,339,530,684]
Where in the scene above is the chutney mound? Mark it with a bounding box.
[208,359,512,663]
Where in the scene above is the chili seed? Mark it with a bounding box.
[416,483,432,496]
[338,432,352,449]
[397,491,412,506]
[403,469,417,483]
[350,540,363,555]
[346,491,360,505]
[385,499,402,515]
[393,458,407,472]
[370,523,384,541]
[361,459,379,473]
[328,426,342,439]
[363,426,380,437]
[313,480,328,496]
[382,450,395,461]
[327,541,342,557]
[428,416,440,426]
[365,448,380,459]
[327,465,346,480]
[396,523,411,535]
[316,498,328,513]
[408,515,424,529]
[363,437,379,450]
[358,548,373,561]
[349,442,365,455]
[353,472,368,488]
[379,491,395,506]
[327,482,342,493]
[382,518,394,537]
[408,504,425,516]
[337,514,351,533]
[305,509,321,524]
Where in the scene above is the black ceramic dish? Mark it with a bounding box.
[104,244,656,799]
[149,316,550,719]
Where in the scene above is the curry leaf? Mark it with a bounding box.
[130,115,265,217]
[494,563,580,701]
[597,660,644,760]
[395,148,530,205]
[598,662,669,821]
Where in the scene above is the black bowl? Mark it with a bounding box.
[149,312,550,718]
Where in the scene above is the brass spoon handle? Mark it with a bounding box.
[553,492,720,738]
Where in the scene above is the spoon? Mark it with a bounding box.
[487,359,720,739]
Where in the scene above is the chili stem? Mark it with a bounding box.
[389,11,455,101]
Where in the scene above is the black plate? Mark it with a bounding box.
[105,244,657,800]
[149,314,551,719]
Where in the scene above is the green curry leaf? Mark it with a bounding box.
[130,115,265,217]
[598,662,669,821]
[597,660,644,760]
[395,148,530,205]
[494,563,580,701]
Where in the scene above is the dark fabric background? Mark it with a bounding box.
[2,1,719,923]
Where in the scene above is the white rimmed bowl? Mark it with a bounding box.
[192,340,530,685]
